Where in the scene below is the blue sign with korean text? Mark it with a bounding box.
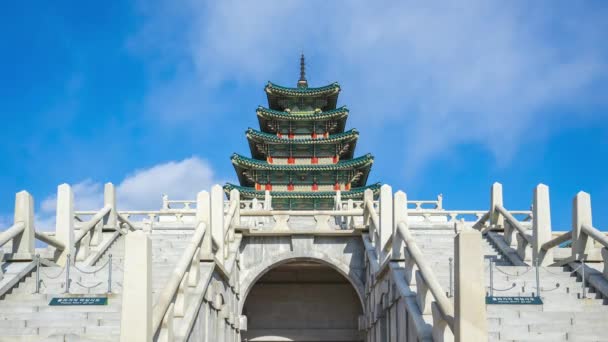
[486,296,543,305]
[49,297,108,306]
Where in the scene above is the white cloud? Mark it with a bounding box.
[35,156,218,230]
[129,0,608,177]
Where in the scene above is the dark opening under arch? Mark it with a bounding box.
[242,260,364,342]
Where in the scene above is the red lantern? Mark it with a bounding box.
[311,157,318,164]
[265,183,272,191]
[334,182,341,191]
[255,183,261,191]
[288,157,295,164]
[312,183,319,191]
[332,155,339,163]
[288,132,295,139]
[267,156,273,164]
[311,132,317,139]
[345,183,351,191]
[288,183,294,191]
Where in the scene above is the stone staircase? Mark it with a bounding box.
[0,230,196,341]
[411,227,608,342]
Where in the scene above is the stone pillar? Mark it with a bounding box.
[572,191,594,260]
[211,185,224,260]
[229,189,240,241]
[104,182,118,229]
[197,191,214,260]
[264,190,272,210]
[602,248,608,280]
[379,185,393,259]
[120,231,152,342]
[11,190,35,259]
[533,184,553,265]
[490,182,503,228]
[392,191,407,260]
[455,227,487,342]
[55,184,74,266]
[363,188,374,228]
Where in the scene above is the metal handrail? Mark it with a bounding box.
[152,221,208,334]
[75,206,111,243]
[396,221,455,330]
[582,224,608,248]
[495,205,532,244]
[541,231,572,251]
[0,222,25,247]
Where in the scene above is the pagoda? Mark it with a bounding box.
[224,55,380,209]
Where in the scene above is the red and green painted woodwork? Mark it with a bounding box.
[246,128,359,162]
[225,56,379,209]
[230,153,373,192]
[256,106,348,136]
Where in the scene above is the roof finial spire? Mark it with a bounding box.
[297,53,308,88]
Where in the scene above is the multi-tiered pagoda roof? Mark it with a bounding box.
[225,55,379,209]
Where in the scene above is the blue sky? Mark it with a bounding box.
[1,1,607,231]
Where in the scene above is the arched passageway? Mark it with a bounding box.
[241,260,364,342]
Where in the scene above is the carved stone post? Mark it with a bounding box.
[533,184,553,265]
[11,190,35,259]
[392,191,407,260]
[197,191,213,261]
[211,185,224,260]
[120,231,152,342]
[229,189,240,242]
[455,227,487,342]
[103,182,118,229]
[379,185,393,259]
[572,191,594,260]
[490,182,504,228]
[55,184,74,266]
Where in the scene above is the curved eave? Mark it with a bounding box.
[246,128,359,145]
[256,106,349,121]
[264,82,341,96]
[231,153,373,171]
[224,183,381,199]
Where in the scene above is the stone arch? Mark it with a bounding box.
[239,250,365,314]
